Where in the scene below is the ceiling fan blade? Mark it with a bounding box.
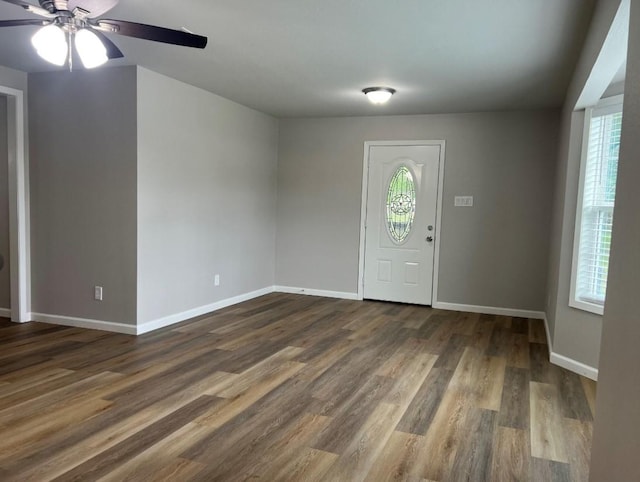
[94,19,207,49]
[89,28,123,59]
[68,0,118,18]
[0,0,55,17]
[0,18,48,27]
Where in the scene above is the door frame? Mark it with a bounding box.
[0,84,30,323]
[357,140,446,304]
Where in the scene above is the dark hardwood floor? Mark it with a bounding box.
[0,293,595,481]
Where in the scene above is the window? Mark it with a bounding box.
[386,165,416,243]
[570,96,623,315]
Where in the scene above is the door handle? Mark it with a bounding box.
[426,236,434,242]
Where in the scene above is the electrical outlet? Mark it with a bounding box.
[214,274,220,286]
[454,196,474,207]
[94,286,103,301]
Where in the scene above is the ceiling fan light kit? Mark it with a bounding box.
[363,87,396,105]
[1,0,208,69]
[30,24,107,68]
[31,23,67,65]
[75,27,107,67]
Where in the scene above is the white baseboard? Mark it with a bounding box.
[17,291,599,381]
[432,301,545,319]
[274,286,359,301]
[6,310,31,323]
[137,286,275,335]
[30,312,137,335]
[542,314,598,381]
[30,287,276,336]
[550,351,598,381]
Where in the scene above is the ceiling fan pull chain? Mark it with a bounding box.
[68,28,72,71]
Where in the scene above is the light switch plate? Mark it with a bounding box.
[454,196,474,207]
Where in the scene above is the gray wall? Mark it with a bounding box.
[545,0,623,369]
[590,0,640,478]
[136,67,278,324]
[276,111,558,311]
[0,96,9,309]
[29,66,138,324]
[0,65,27,92]
[603,80,625,97]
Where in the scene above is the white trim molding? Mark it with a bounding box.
[0,308,12,318]
[21,289,598,381]
[274,286,359,301]
[1,84,30,323]
[550,351,599,381]
[542,314,599,381]
[31,312,137,335]
[432,301,545,320]
[30,287,276,336]
[432,303,598,380]
[137,286,274,335]
[569,97,623,317]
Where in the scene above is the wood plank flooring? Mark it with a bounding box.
[0,293,596,481]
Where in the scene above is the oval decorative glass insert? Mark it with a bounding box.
[386,166,416,243]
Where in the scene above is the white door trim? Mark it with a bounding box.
[358,140,446,303]
[1,85,30,323]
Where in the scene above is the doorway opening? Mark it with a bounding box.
[0,85,30,323]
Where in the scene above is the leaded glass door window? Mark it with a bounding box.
[386,166,416,244]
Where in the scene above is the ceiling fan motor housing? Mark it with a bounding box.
[39,0,57,13]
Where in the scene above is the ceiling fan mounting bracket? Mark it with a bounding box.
[54,14,87,33]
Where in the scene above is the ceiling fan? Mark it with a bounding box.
[0,0,207,68]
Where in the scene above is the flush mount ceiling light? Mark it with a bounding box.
[362,87,396,105]
[0,0,208,70]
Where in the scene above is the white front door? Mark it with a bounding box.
[363,143,442,305]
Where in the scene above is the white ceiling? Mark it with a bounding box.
[0,0,596,117]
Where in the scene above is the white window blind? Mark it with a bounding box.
[571,98,623,314]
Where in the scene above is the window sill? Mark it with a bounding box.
[569,298,604,316]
